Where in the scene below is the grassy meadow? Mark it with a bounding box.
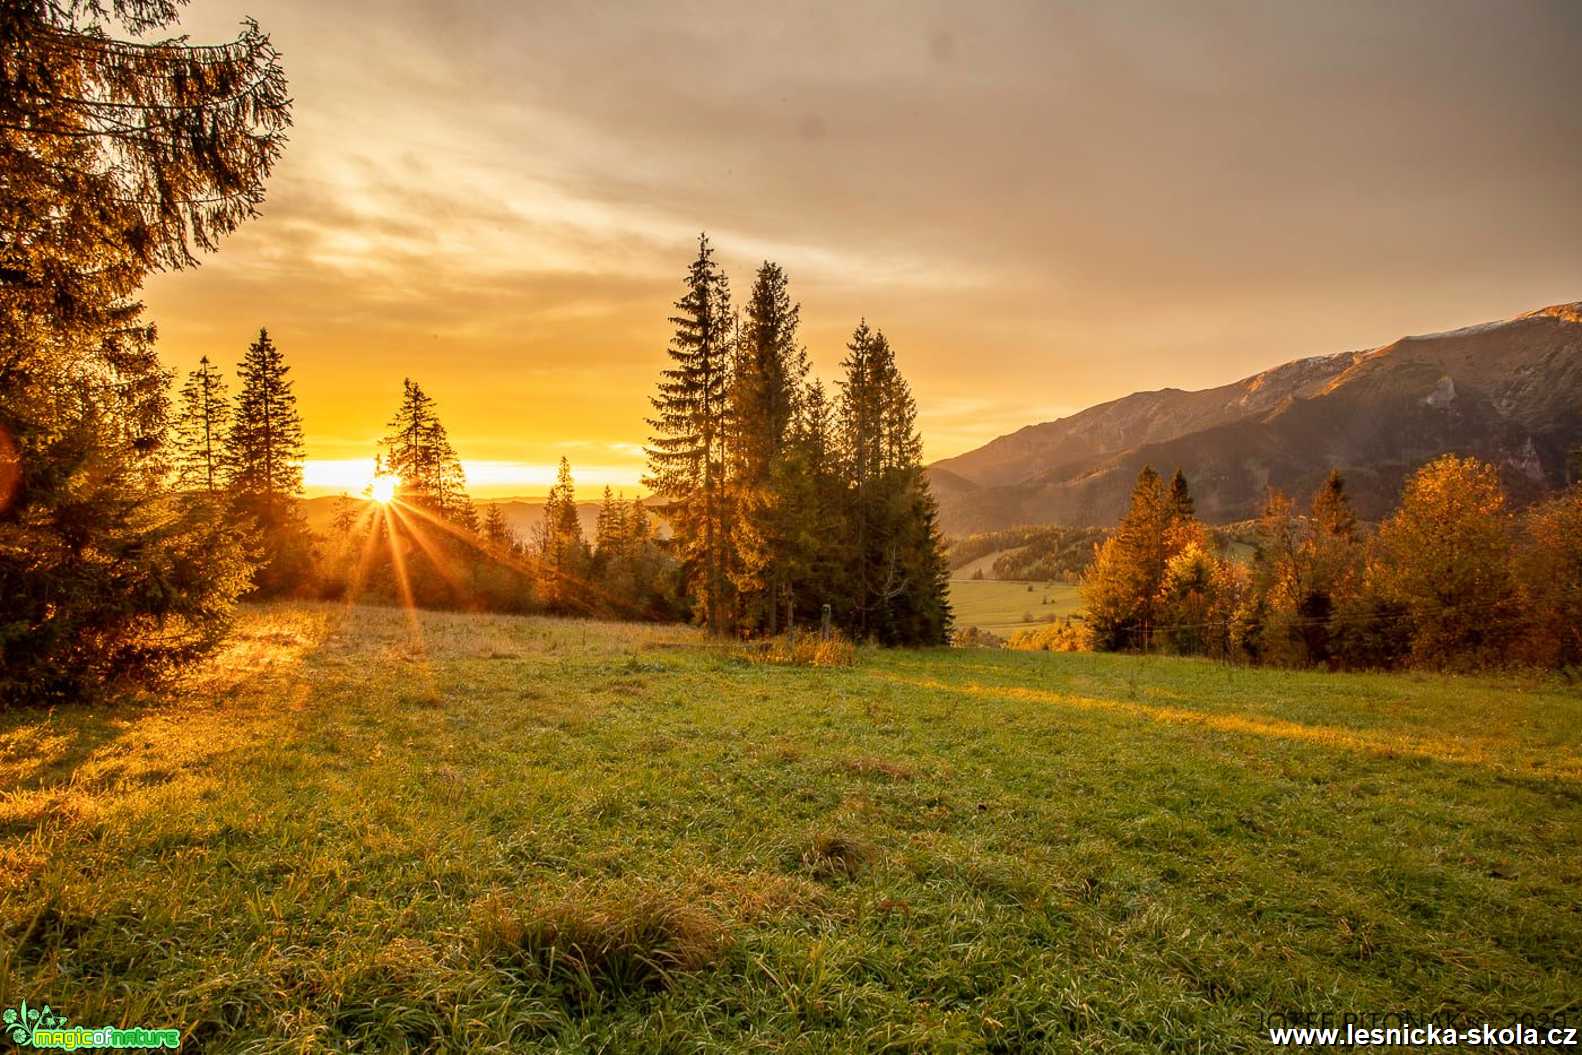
[2,602,1580,1052]
[948,579,1083,636]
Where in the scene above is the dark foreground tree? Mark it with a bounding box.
[833,324,951,644]
[0,1,289,703]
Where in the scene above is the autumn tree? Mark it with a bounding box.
[1241,472,1363,667]
[644,233,734,633]
[1083,467,1179,650]
[1514,486,1582,668]
[0,0,288,701]
[1157,541,1243,658]
[172,356,230,494]
[1371,455,1518,669]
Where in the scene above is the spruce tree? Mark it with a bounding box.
[227,328,313,595]
[1169,468,1195,519]
[381,379,470,523]
[595,485,626,560]
[173,357,231,494]
[0,1,288,701]
[836,321,883,635]
[1312,469,1357,540]
[482,504,513,548]
[729,261,809,632]
[1083,466,1176,650]
[536,457,586,607]
[228,329,305,515]
[835,324,951,644]
[644,233,734,633]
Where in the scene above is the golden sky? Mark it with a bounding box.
[144,0,1582,497]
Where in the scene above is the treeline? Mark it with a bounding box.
[1066,458,1582,671]
[642,236,951,645]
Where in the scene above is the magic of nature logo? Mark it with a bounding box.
[3,1001,180,1050]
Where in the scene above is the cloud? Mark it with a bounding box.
[149,0,1582,479]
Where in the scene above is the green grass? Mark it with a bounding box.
[2,602,1580,1052]
[948,578,1083,634]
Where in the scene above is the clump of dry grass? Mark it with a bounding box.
[841,756,915,782]
[799,831,876,881]
[473,881,732,1000]
[741,632,857,668]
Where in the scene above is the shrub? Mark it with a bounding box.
[1008,618,1094,652]
[950,625,1005,648]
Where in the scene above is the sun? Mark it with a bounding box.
[369,475,399,504]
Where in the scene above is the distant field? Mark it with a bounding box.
[951,545,1024,580]
[949,577,1083,634]
[4,603,1579,1051]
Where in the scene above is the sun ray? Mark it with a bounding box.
[387,502,473,605]
[341,503,385,609]
[381,503,428,657]
[389,498,642,616]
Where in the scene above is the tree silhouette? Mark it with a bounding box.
[173,357,231,494]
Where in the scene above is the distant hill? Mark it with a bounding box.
[928,301,1582,534]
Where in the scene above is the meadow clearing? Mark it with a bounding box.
[2,602,1580,1052]
[945,580,1084,637]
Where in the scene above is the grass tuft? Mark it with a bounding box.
[474,881,732,1002]
[799,831,876,881]
[742,632,857,667]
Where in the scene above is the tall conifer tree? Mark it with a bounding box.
[173,357,232,494]
[730,261,809,632]
[381,379,469,522]
[644,234,734,633]
[227,328,312,595]
[227,329,305,516]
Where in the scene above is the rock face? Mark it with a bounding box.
[928,302,1582,534]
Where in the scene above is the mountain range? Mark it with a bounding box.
[927,301,1582,535]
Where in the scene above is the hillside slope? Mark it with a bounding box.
[930,302,1582,532]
